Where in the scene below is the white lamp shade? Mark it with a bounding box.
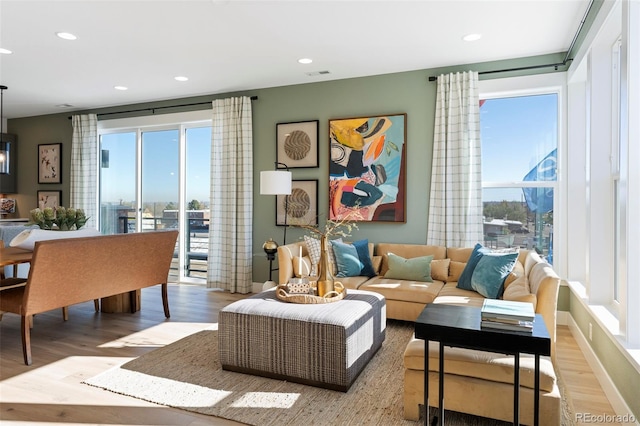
[260,170,292,195]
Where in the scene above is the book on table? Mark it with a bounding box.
[481,318,534,333]
[481,299,535,332]
[481,299,535,322]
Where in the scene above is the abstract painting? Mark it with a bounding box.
[329,113,406,222]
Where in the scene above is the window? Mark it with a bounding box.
[479,93,559,265]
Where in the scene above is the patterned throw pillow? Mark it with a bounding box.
[303,235,342,276]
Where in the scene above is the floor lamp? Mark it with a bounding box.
[260,162,292,285]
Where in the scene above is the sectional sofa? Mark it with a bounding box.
[277,240,561,424]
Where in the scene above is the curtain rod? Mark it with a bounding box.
[68,95,258,119]
[428,0,594,82]
[427,62,569,82]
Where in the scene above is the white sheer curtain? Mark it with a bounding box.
[427,71,483,247]
[70,114,98,230]
[207,97,253,293]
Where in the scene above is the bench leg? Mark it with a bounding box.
[162,283,170,318]
[62,307,69,321]
[21,315,32,365]
[94,299,100,312]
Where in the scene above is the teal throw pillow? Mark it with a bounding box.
[470,252,518,298]
[457,243,489,290]
[332,240,363,277]
[352,239,376,278]
[384,253,433,282]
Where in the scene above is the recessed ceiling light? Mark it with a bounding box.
[56,32,78,40]
[462,33,482,42]
[0,48,12,55]
[298,58,313,64]
[114,86,128,91]
[174,76,189,82]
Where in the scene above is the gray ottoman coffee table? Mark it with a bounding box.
[218,288,386,391]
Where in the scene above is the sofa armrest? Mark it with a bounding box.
[276,242,306,285]
[525,251,561,358]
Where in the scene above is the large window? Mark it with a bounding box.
[480,93,559,265]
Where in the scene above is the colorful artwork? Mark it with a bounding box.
[329,113,406,222]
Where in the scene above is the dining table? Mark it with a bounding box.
[0,245,32,290]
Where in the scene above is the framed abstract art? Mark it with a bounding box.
[276,179,318,226]
[276,120,319,168]
[328,113,406,222]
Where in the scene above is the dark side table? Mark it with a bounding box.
[414,303,551,426]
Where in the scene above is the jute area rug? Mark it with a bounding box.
[84,321,573,425]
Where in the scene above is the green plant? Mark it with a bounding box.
[29,207,89,230]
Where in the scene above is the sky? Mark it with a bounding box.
[100,126,211,205]
[480,93,558,202]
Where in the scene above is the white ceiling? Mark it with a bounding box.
[0,0,589,119]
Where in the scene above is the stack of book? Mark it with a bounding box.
[480,299,535,333]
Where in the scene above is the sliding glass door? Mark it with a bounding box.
[99,123,211,282]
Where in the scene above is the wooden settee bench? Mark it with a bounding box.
[0,230,179,365]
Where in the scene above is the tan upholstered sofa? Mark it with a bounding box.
[277,241,561,424]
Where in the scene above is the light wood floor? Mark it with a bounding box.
[0,284,620,425]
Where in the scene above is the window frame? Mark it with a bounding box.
[479,74,566,276]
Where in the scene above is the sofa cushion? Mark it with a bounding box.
[456,243,487,290]
[352,239,377,277]
[384,253,433,282]
[332,240,363,277]
[303,235,342,276]
[359,276,443,304]
[431,259,450,282]
[470,251,518,298]
[403,338,556,392]
[433,282,485,307]
[502,275,537,308]
[447,260,467,282]
[503,260,525,289]
[377,243,446,276]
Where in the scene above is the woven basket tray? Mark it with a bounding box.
[276,282,346,304]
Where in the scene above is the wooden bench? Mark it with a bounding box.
[0,230,179,365]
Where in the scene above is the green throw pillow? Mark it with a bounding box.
[470,252,518,299]
[384,253,433,282]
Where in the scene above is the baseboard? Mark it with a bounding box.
[567,315,639,425]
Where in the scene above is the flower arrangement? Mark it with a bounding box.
[29,207,89,231]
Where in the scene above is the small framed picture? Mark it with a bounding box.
[38,143,62,184]
[276,180,318,226]
[37,190,61,209]
[276,120,319,168]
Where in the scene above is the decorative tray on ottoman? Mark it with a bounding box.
[276,282,346,304]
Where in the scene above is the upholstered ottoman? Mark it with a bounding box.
[218,288,386,391]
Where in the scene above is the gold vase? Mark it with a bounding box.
[317,236,335,297]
